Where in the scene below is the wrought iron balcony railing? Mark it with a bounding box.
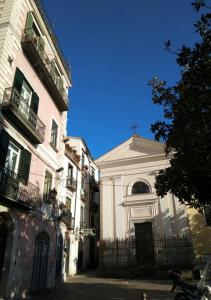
[60,209,73,229]
[2,88,45,144]
[21,28,68,111]
[66,177,77,192]
[0,167,42,210]
[81,165,89,177]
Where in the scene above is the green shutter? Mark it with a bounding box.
[13,68,24,93]
[25,11,34,29]
[0,130,9,168]
[30,92,39,115]
[18,149,31,182]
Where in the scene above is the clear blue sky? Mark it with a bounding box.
[42,0,200,159]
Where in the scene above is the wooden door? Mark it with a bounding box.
[135,222,155,265]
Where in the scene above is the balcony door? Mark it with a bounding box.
[20,80,32,119]
[5,142,20,174]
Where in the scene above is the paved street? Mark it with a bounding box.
[29,273,172,300]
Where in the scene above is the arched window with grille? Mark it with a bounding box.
[132,181,150,194]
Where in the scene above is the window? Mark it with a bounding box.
[66,197,71,210]
[43,170,52,202]
[50,120,58,149]
[13,68,39,116]
[81,177,85,190]
[5,142,20,173]
[67,164,73,180]
[20,80,32,119]
[2,136,31,183]
[132,181,150,194]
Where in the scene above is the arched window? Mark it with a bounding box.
[132,181,150,194]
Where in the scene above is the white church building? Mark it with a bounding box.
[95,135,191,267]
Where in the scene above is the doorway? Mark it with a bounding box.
[31,232,49,292]
[135,222,155,265]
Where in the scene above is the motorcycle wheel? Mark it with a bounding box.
[174,292,189,300]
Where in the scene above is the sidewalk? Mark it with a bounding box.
[29,273,172,300]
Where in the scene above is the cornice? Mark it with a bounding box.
[97,153,170,169]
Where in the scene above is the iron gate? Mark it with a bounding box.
[0,222,8,283]
[31,232,49,292]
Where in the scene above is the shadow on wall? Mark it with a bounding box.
[129,206,189,238]
[0,209,57,299]
[188,208,211,260]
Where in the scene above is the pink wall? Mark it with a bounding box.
[8,49,66,192]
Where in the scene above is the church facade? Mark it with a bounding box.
[95,135,191,268]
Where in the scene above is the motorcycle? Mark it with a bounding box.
[169,261,211,300]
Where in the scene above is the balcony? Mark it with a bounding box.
[0,167,42,210]
[81,188,88,202]
[21,28,68,111]
[2,88,45,144]
[60,209,73,229]
[65,143,80,167]
[81,165,89,177]
[66,177,77,192]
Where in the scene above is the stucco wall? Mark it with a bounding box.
[97,142,189,240]
[3,210,56,299]
[188,208,211,259]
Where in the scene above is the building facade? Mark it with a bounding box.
[95,135,191,268]
[0,0,71,298]
[62,137,99,275]
[187,207,211,267]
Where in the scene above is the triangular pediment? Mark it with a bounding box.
[95,135,165,165]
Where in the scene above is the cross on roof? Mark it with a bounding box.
[130,122,139,135]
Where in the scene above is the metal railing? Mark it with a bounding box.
[99,235,194,272]
[66,177,77,191]
[0,167,42,209]
[22,28,68,106]
[34,0,71,78]
[2,87,45,142]
[60,209,73,228]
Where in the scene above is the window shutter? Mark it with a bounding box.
[13,68,24,93]
[30,92,39,115]
[0,130,9,168]
[26,11,34,29]
[18,149,31,182]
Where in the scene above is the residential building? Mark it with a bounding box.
[95,135,192,271]
[63,137,99,275]
[0,0,71,298]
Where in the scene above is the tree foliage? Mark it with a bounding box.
[149,1,211,209]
